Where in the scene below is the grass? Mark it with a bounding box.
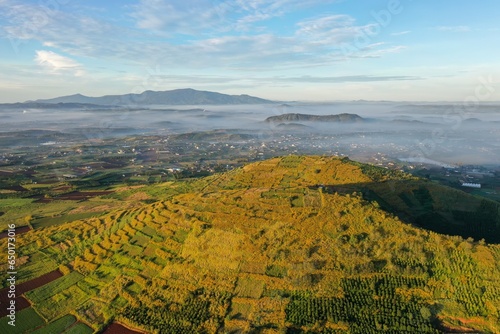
[0,308,45,334]
[229,302,253,320]
[141,225,161,239]
[172,229,189,244]
[35,285,90,321]
[130,232,151,247]
[142,243,159,258]
[0,185,132,232]
[61,322,94,334]
[77,278,102,296]
[94,264,122,283]
[122,243,144,257]
[112,295,128,309]
[76,299,110,328]
[0,198,34,208]
[265,264,288,278]
[32,212,101,229]
[26,271,84,304]
[3,256,59,288]
[234,277,265,299]
[126,282,143,295]
[109,253,143,271]
[471,188,500,201]
[21,183,54,190]
[29,314,77,334]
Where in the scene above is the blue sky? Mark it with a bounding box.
[0,0,499,102]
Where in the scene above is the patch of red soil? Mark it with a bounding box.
[32,190,114,202]
[15,296,31,309]
[0,225,31,239]
[32,197,52,203]
[0,296,31,317]
[2,185,28,192]
[52,185,73,191]
[57,191,113,200]
[0,270,63,318]
[102,322,145,334]
[0,269,63,316]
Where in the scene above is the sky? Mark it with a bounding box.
[0,0,499,102]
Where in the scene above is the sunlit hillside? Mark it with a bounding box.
[1,156,500,333]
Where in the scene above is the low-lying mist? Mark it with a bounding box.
[0,101,498,165]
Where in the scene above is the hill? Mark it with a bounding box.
[265,113,364,123]
[33,88,273,106]
[1,156,500,333]
[0,102,113,109]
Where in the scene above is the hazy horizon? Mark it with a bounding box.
[3,88,500,105]
[1,101,499,165]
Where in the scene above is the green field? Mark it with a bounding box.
[0,198,34,208]
[3,256,59,289]
[0,308,45,334]
[31,212,102,229]
[30,314,77,334]
[35,285,90,321]
[26,271,84,304]
[60,322,94,334]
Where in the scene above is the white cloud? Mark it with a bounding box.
[130,0,230,34]
[293,15,406,62]
[355,45,407,58]
[1,2,152,63]
[34,50,85,76]
[435,26,471,33]
[1,1,404,75]
[131,0,338,34]
[274,75,421,83]
[296,15,361,42]
[391,30,411,36]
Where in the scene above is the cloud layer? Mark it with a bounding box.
[35,50,84,76]
[1,0,498,102]
[0,0,404,72]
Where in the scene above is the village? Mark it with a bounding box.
[1,130,499,202]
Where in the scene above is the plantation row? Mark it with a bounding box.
[286,275,439,333]
[122,290,231,334]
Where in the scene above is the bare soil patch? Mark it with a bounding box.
[0,270,63,317]
[0,225,31,239]
[102,322,146,334]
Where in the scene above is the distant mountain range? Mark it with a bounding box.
[31,88,273,106]
[0,102,112,109]
[266,113,364,123]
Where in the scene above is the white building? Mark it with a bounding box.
[461,182,481,188]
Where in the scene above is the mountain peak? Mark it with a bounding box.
[34,88,273,105]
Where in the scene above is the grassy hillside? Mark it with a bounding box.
[1,155,499,333]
